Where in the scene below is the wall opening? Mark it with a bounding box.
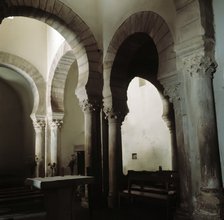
[122,77,172,174]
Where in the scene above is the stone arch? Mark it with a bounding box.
[51,49,76,113]
[47,41,72,114]
[103,11,176,111]
[0,52,45,116]
[103,11,178,208]
[0,0,102,103]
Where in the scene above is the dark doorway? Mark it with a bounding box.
[76,151,85,175]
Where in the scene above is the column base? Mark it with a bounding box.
[175,204,193,220]
[81,196,89,208]
[193,188,224,220]
[107,193,118,208]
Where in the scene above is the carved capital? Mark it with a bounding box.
[103,107,124,122]
[183,53,217,78]
[49,119,63,129]
[164,82,181,104]
[80,99,101,113]
[33,118,46,131]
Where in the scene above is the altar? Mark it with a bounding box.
[25,175,94,220]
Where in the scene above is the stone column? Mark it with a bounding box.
[183,53,223,220]
[49,117,63,176]
[163,77,193,219]
[80,99,102,207]
[104,107,123,208]
[32,116,46,177]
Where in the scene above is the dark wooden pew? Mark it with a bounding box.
[119,170,179,219]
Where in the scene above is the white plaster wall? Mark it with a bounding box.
[60,61,84,174]
[0,17,48,80]
[122,78,172,174]
[62,0,102,48]
[46,26,65,76]
[213,0,224,186]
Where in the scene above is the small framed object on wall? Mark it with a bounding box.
[132,153,137,160]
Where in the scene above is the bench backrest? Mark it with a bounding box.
[127,170,179,192]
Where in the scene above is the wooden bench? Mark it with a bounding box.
[119,170,179,219]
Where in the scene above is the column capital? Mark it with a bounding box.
[80,99,101,113]
[49,118,63,129]
[103,107,125,122]
[48,112,64,129]
[163,81,182,104]
[160,73,182,104]
[32,116,46,131]
[183,53,217,78]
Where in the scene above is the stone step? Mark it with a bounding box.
[0,187,44,217]
[0,211,46,220]
[0,189,42,198]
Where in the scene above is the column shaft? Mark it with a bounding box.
[163,79,193,219]
[183,54,223,219]
[33,117,46,177]
[108,118,120,206]
[104,107,123,208]
[49,118,63,176]
[81,99,102,208]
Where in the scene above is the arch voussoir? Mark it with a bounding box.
[39,0,48,11]
[52,0,64,16]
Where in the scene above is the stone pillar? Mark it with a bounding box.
[104,107,123,208]
[49,117,63,176]
[32,116,46,177]
[163,77,193,219]
[183,53,223,220]
[80,99,102,207]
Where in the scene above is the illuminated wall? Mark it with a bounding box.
[122,77,172,174]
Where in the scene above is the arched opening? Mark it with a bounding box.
[110,32,175,173]
[0,1,102,181]
[105,27,177,208]
[122,77,172,174]
[0,16,86,178]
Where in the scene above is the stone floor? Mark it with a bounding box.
[0,185,173,220]
[0,201,171,220]
[73,201,171,220]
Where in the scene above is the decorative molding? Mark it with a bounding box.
[183,53,217,78]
